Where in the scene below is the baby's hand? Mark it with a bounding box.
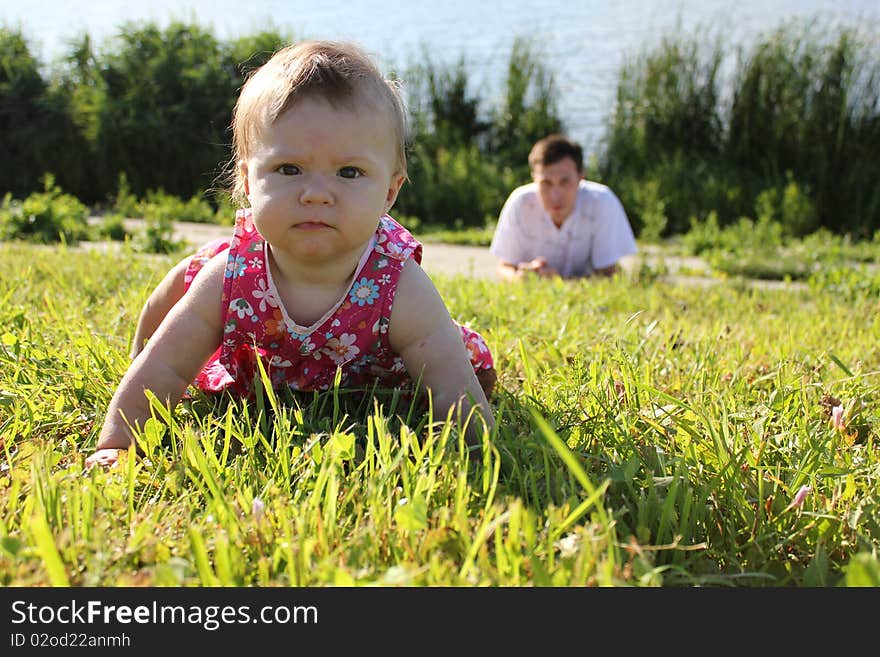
[84,448,125,470]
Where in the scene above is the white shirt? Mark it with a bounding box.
[489,180,637,278]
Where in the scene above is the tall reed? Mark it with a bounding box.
[602,17,880,238]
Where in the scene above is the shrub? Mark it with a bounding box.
[808,264,880,299]
[398,37,562,228]
[0,174,89,244]
[96,212,129,241]
[726,20,880,236]
[620,178,668,241]
[682,211,722,256]
[112,172,141,218]
[754,175,818,238]
[135,215,187,254]
[141,189,217,224]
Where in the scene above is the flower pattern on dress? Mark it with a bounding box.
[226,254,247,279]
[322,333,360,365]
[229,298,255,320]
[252,277,279,312]
[287,327,306,341]
[265,309,285,337]
[372,316,390,335]
[350,278,380,306]
[385,241,415,260]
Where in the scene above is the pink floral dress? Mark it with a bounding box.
[183,208,494,397]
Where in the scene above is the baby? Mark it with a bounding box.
[87,40,496,468]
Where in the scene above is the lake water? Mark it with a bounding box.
[3,0,878,153]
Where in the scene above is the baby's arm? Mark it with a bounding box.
[87,254,227,468]
[389,260,495,449]
[130,257,190,359]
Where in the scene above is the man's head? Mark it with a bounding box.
[230,40,409,204]
[528,134,584,226]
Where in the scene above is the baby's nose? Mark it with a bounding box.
[299,178,334,205]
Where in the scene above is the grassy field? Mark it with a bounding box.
[1,241,878,587]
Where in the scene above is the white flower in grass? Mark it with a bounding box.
[792,485,810,508]
[555,533,582,558]
[831,405,846,431]
[785,485,811,513]
[252,497,265,522]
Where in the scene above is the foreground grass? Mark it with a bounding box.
[1,242,878,586]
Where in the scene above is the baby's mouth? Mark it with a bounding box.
[294,221,330,230]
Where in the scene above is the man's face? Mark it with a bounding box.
[531,157,582,226]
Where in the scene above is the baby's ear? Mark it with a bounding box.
[385,173,406,212]
[238,160,250,198]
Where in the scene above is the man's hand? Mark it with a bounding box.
[518,257,559,278]
[498,257,560,280]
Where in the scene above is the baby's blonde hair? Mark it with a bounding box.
[229,40,408,204]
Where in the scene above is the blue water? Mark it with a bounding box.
[3,0,877,152]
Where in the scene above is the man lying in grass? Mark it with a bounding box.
[490,134,637,280]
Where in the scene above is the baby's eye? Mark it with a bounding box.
[277,164,300,176]
[338,166,363,179]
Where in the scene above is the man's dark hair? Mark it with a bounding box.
[528,134,583,172]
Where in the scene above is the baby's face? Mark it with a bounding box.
[241,95,405,265]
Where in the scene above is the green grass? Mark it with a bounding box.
[419,225,495,247]
[1,241,879,586]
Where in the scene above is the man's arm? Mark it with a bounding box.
[497,261,522,280]
[588,186,637,276]
[490,189,533,281]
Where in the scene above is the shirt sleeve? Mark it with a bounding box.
[489,192,526,265]
[590,188,637,270]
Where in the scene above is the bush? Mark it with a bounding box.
[95,212,129,241]
[754,175,818,238]
[403,143,516,229]
[398,37,562,228]
[141,189,217,224]
[682,211,722,256]
[0,174,89,244]
[135,215,187,254]
[808,264,880,299]
[619,178,667,241]
[112,172,141,218]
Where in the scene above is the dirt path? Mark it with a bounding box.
[145,219,666,280]
[120,217,504,279]
[110,218,806,290]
